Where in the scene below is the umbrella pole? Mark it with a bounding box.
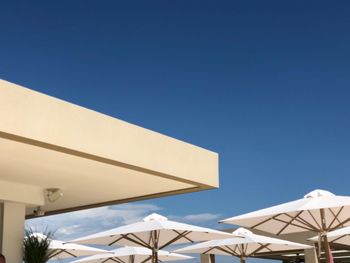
[323,234,332,263]
[240,244,246,263]
[152,247,159,263]
[152,230,159,263]
[320,209,332,263]
[317,233,322,260]
[155,250,159,263]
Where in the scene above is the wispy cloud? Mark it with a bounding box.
[168,213,221,227]
[26,203,161,240]
[182,213,221,222]
[27,203,222,242]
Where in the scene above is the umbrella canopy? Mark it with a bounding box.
[72,213,233,263]
[49,240,109,259]
[32,233,107,259]
[220,189,350,263]
[70,246,193,263]
[309,226,350,246]
[175,228,312,263]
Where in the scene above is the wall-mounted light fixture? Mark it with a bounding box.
[46,188,63,202]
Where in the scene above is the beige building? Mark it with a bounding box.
[0,79,219,263]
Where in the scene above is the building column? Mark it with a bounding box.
[304,248,318,263]
[0,202,26,263]
[201,254,215,263]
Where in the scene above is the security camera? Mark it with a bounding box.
[33,206,45,216]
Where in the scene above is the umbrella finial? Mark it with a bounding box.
[143,213,168,222]
[304,189,335,198]
[232,228,252,237]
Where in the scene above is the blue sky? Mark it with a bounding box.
[1,0,350,262]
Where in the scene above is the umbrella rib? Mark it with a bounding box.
[277,211,303,235]
[262,243,273,252]
[273,217,314,231]
[130,233,152,247]
[237,243,247,257]
[248,243,271,257]
[63,250,78,258]
[251,215,280,229]
[157,230,161,243]
[104,258,116,263]
[251,213,313,232]
[233,244,239,255]
[202,247,217,255]
[148,231,153,247]
[329,217,350,231]
[48,249,64,259]
[110,234,149,248]
[109,235,128,246]
[249,243,271,256]
[112,257,125,263]
[327,206,343,230]
[150,230,156,247]
[244,243,248,255]
[306,210,322,230]
[284,212,319,232]
[159,231,191,249]
[236,244,243,255]
[241,244,246,258]
[173,229,194,243]
[156,230,161,248]
[225,245,239,256]
[140,256,152,263]
[215,246,238,257]
[47,249,60,259]
[330,234,347,244]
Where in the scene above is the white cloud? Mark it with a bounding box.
[182,213,221,222]
[26,203,161,240]
[168,213,221,225]
[56,224,81,236]
[26,203,221,242]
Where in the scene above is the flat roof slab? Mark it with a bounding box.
[0,80,218,217]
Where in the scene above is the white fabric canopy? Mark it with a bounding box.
[72,213,233,246]
[72,213,233,263]
[31,233,107,259]
[49,240,108,259]
[221,189,350,235]
[309,226,350,246]
[220,189,350,263]
[175,228,311,263]
[70,246,193,263]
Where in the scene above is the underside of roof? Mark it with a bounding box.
[0,79,219,218]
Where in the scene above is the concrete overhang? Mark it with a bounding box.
[0,79,219,218]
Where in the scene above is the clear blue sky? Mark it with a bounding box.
[1,0,350,260]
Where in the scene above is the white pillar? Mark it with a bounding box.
[304,248,318,263]
[0,202,26,263]
[201,254,215,263]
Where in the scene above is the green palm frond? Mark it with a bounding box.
[23,228,57,263]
